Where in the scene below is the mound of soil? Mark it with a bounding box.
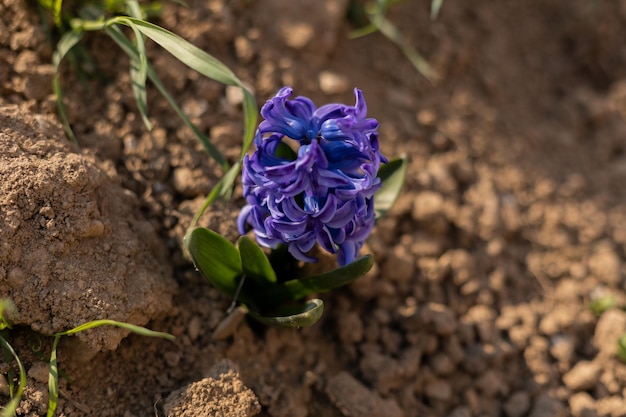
[0,105,176,351]
[2,0,626,416]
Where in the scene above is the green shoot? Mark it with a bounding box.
[0,300,24,417]
[349,0,438,82]
[44,1,257,170]
[47,320,174,417]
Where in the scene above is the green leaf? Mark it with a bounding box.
[0,335,26,417]
[128,24,152,130]
[238,236,277,288]
[0,299,16,331]
[104,26,227,167]
[114,17,239,85]
[187,228,243,297]
[47,336,60,417]
[375,157,407,219]
[107,17,257,161]
[47,320,173,417]
[247,299,324,328]
[431,0,444,20]
[589,295,617,316]
[52,320,175,339]
[52,30,84,145]
[369,14,437,82]
[257,255,374,306]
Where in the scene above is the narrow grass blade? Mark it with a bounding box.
[52,30,84,145]
[53,320,175,339]
[128,24,152,130]
[247,299,324,328]
[240,88,258,159]
[371,15,437,82]
[104,26,227,168]
[108,17,258,161]
[46,336,61,417]
[47,321,173,417]
[124,0,143,19]
[0,335,26,417]
[114,17,240,86]
[431,0,444,20]
[375,157,407,219]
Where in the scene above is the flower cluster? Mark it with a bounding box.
[238,87,387,266]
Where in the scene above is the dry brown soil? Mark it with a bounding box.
[2,0,626,416]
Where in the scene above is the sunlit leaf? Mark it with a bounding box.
[238,236,277,288]
[256,255,374,306]
[0,335,26,417]
[53,320,175,339]
[104,26,227,167]
[375,157,407,219]
[46,336,60,417]
[128,24,151,130]
[246,298,324,328]
[431,0,444,20]
[47,320,173,417]
[187,228,243,297]
[52,30,84,145]
[108,17,257,160]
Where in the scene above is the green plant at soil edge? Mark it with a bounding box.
[0,302,173,417]
[40,0,257,172]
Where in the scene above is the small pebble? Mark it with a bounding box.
[504,391,531,417]
[563,361,600,391]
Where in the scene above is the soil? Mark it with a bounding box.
[1,0,626,416]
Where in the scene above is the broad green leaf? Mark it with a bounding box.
[0,335,26,417]
[375,157,407,219]
[247,299,324,328]
[187,228,243,297]
[257,255,374,306]
[238,236,277,287]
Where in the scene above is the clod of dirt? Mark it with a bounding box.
[0,105,176,351]
[162,359,261,417]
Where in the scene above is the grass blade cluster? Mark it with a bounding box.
[50,4,257,171]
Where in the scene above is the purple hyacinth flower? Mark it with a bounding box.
[238,87,387,266]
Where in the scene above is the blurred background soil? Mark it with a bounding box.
[1,0,626,416]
